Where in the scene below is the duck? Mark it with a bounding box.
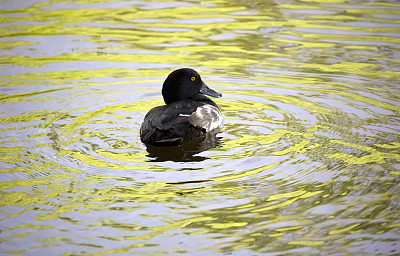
[140,68,222,147]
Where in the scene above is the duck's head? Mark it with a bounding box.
[162,68,222,104]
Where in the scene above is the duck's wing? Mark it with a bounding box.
[140,102,203,146]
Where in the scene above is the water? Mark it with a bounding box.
[1,0,400,255]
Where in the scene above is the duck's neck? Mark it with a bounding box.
[189,94,219,109]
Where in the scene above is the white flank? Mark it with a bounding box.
[179,113,191,117]
[188,105,222,132]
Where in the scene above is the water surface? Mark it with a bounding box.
[1,0,400,255]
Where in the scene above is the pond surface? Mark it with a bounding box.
[1,0,400,255]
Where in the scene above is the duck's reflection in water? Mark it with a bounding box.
[144,130,222,162]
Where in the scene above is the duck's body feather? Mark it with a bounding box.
[140,100,221,146]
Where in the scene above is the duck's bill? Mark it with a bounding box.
[200,82,222,98]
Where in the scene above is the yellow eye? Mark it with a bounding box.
[190,76,196,82]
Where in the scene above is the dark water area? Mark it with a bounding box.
[1,0,400,255]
